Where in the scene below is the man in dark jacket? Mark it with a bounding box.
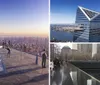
[41,49,47,68]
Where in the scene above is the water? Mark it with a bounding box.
[50,30,73,42]
[50,24,100,42]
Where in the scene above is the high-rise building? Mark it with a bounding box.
[50,44,55,60]
[74,6,100,42]
[77,44,92,54]
[72,43,78,50]
[97,44,100,53]
[61,46,71,60]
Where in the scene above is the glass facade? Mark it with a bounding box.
[74,6,100,42]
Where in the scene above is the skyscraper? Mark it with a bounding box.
[74,6,100,42]
[50,44,55,60]
[97,44,100,53]
[61,46,71,60]
[77,44,92,55]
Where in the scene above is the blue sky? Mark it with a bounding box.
[51,0,100,24]
[0,0,49,37]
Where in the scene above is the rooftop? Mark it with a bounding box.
[0,48,48,85]
[78,6,100,21]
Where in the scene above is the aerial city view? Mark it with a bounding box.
[50,0,100,85]
[50,0,100,42]
[1,0,100,85]
[0,0,49,85]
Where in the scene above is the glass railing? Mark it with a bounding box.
[0,56,6,75]
[68,63,100,85]
[51,62,100,85]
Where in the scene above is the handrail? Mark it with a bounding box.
[68,62,100,84]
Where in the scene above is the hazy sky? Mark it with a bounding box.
[51,0,100,24]
[56,43,72,49]
[0,0,49,37]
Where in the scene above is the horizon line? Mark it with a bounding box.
[0,34,48,38]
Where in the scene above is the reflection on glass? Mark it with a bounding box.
[87,79,92,85]
[70,71,77,85]
[51,63,100,85]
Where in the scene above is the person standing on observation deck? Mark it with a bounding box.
[41,49,47,68]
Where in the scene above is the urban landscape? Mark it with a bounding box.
[50,0,100,84]
[0,0,49,85]
[0,37,48,55]
[0,37,49,85]
[50,6,100,42]
[1,0,100,85]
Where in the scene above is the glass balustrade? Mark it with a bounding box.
[51,62,100,85]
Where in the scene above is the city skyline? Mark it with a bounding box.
[56,43,73,49]
[51,0,100,24]
[0,0,49,37]
[57,43,98,57]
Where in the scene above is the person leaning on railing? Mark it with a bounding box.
[6,46,11,58]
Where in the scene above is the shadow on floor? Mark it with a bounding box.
[6,63,36,69]
[20,73,48,85]
[0,66,41,78]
